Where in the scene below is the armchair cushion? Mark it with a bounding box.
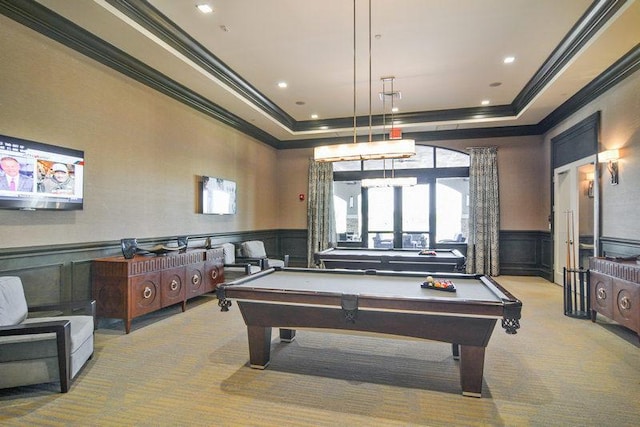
[221,243,237,265]
[0,276,95,392]
[241,240,267,258]
[0,276,28,326]
[218,242,261,280]
[264,258,286,268]
[239,241,288,269]
[0,315,94,381]
[226,264,262,275]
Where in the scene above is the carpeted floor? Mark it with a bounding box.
[1,276,638,426]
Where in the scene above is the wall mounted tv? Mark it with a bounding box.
[201,176,236,215]
[0,134,84,211]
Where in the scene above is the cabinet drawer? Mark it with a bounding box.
[205,262,224,290]
[130,272,162,316]
[93,276,127,318]
[161,266,186,307]
[186,262,208,297]
[590,271,613,319]
[613,279,639,332]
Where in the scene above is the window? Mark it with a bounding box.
[435,147,469,167]
[333,181,362,242]
[436,178,469,243]
[333,145,469,248]
[367,186,394,248]
[402,184,430,248]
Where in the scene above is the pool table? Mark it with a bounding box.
[217,268,521,397]
[314,247,466,272]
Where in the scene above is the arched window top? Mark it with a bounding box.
[332,144,469,171]
[434,147,470,168]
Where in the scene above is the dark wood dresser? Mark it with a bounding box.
[92,248,224,333]
[589,257,640,340]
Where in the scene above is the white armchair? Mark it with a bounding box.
[219,243,261,280]
[238,240,289,269]
[0,276,94,393]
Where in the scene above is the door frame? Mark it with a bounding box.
[553,155,598,285]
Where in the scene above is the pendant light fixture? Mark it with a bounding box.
[314,0,416,162]
[361,76,417,187]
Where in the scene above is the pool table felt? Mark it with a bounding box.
[225,270,503,303]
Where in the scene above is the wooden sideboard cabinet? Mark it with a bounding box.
[589,257,640,341]
[92,248,224,333]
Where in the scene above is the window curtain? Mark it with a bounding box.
[466,147,500,276]
[307,160,335,267]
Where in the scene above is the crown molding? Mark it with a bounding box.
[0,0,635,150]
[512,0,628,112]
[0,0,281,147]
[539,43,640,133]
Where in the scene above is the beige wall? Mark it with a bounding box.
[543,70,640,240]
[3,12,637,251]
[432,136,549,231]
[276,135,549,232]
[0,16,279,249]
[277,148,311,229]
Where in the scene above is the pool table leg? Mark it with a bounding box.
[459,345,485,398]
[247,325,272,369]
[279,328,296,342]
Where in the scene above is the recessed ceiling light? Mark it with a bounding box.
[277,81,288,88]
[320,126,329,130]
[311,114,319,119]
[196,4,213,14]
[391,107,399,113]
[503,56,515,64]
[481,100,490,106]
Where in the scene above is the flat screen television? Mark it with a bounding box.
[201,176,236,215]
[0,134,84,211]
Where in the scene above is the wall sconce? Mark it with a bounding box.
[598,149,619,185]
[586,172,594,198]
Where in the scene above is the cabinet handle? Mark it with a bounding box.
[170,279,179,291]
[192,274,200,285]
[619,296,631,310]
[597,288,606,300]
[143,286,152,299]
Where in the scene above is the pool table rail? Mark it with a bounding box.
[314,247,467,273]
[217,268,522,333]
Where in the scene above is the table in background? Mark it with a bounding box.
[314,247,466,272]
[217,268,521,397]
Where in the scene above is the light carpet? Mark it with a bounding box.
[1,276,639,426]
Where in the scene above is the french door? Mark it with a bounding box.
[364,184,430,249]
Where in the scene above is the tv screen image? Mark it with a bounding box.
[201,176,236,215]
[0,134,84,210]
